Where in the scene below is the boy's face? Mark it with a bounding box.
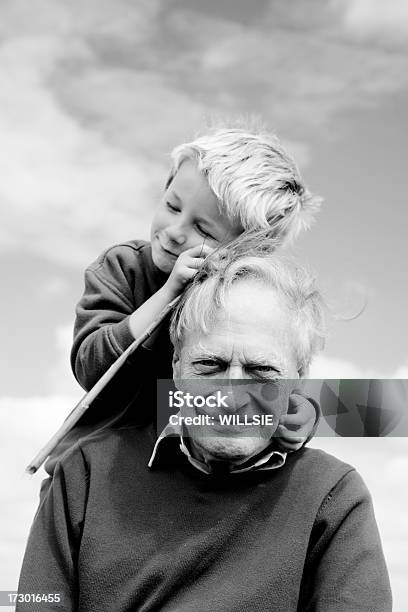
[151,159,243,274]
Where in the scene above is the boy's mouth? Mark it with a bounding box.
[158,237,179,258]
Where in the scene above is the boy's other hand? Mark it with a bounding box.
[276,394,317,451]
[165,244,214,297]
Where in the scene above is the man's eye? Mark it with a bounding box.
[193,360,223,371]
[166,202,180,213]
[246,366,280,379]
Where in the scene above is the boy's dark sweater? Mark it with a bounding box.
[20,426,391,612]
[46,241,172,474]
[71,239,172,423]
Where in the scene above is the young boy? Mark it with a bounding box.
[46,125,321,475]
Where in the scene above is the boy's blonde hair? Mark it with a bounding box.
[166,125,321,243]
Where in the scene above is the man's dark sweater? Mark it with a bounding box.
[18,426,391,612]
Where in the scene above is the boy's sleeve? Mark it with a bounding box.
[71,247,139,391]
[298,469,392,611]
[295,380,322,446]
[273,387,321,453]
[46,244,172,477]
[303,395,321,444]
[17,447,89,611]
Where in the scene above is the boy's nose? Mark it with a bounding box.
[165,224,187,246]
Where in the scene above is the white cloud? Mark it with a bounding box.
[309,354,408,379]
[309,354,378,378]
[46,323,83,395]
[171,5,408,144]
[393,365,408,378]
[0,36,160,266]
[337,0,408,38]
[0,0,161,39]
[0,396,78,590]
[37,277,69,299]
[0,395,75,448]
[0,2,208,267]
[1,0,408,270]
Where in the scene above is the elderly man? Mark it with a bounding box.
[18,247,391,612]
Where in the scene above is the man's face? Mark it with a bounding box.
[172,281,300,466]
[150,159,242,274]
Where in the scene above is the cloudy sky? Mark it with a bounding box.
[0,0,407,607]
[1,0,408,391]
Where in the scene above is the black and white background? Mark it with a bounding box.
[0,1,407,608]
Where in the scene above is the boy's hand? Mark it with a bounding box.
[165,244,214,296]
[276,394,317,451]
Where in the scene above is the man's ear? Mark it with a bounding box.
[172,350,181,389]
[297,363,308,379]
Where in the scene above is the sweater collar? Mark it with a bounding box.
[148,415,287,475]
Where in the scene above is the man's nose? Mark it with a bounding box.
[221,366,247,413]
[227,365,245,380]
[165,223,187,246]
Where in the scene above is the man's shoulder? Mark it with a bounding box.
[56,424,157,476]
[285,446,356,493]
[297,446,354,470]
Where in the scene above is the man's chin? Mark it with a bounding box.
[192,436,268,464]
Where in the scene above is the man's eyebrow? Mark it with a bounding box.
[243,353,287,369]
[190,346,227,360]
[245,360,277,367]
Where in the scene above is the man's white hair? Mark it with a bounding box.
[170,234,326,376]
[166,124,321,243]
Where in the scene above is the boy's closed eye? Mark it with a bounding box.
[166,201,216,241]
[195,223,215,240]
[166,201,180,213]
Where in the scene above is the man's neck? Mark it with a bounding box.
[185,436,274,474]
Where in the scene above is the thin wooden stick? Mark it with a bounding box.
[26,295,181,475]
